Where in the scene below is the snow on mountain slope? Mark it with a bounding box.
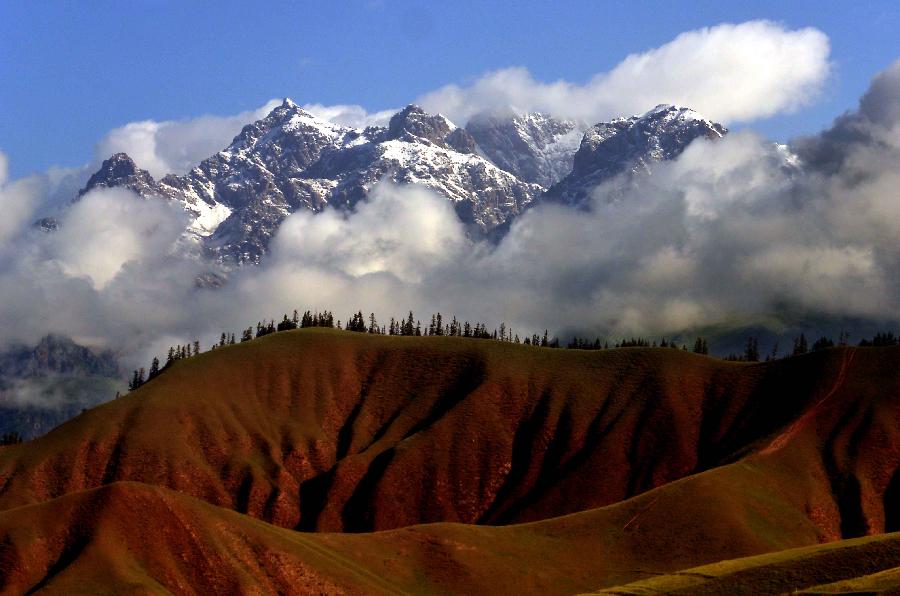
[546,105,728,205]
[466,111,585,187]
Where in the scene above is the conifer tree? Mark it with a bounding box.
[744,337,759,362]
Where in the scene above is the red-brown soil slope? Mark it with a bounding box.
[0,329,897,538]
[0,330,898,594]
[2,479,899,595]
[585,530,900,595]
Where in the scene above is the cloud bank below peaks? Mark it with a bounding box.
[417,20,830,125]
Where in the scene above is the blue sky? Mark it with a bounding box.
[1,0,898,179]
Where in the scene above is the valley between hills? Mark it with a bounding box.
[0,329,897,594]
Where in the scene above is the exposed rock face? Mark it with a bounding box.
[465,111,584,187]
[0,335,122,440]
[546,104,727,205]
[78,153,160,199]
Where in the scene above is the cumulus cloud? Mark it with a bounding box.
[0,155,41,247]
[95,100,282,178]
[0,151,8,186]
[418,21,830,125]
[0,180,201,356]
[47,188,188,289]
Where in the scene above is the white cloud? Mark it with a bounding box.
[0,151,8,186]
[95,100,281,178]
[0,152,41,248]
[48,188,188,289]
[418,21,830,125]
[302,103,395,129]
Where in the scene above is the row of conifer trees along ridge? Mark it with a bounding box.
[125,309,899,393]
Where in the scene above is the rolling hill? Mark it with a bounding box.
[0,329,897,593]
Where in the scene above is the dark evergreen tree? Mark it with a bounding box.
[744,337,759,362]
[792,333,809,356]
[148,357,160,379]
[0,432,22,446]
[277,314,297,332]
[812,336,835,352]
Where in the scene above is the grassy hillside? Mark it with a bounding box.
[584,531,900,595]
[0,329,897,593]
[2,477,899,595]
[3,329,896,534]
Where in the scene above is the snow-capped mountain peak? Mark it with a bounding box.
[77,152,157,199]
[546,105,727,204]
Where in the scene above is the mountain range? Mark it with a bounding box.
[0,335,122,440]
[71,100,728,264]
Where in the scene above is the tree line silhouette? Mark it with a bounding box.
[124,308,900,393]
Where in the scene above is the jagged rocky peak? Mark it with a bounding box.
[466,110,584,187]
[387,104,455,145]
[77,152,158,198]
[547,105,727,204]
[224,97,351,158]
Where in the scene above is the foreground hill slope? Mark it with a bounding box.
[585,530,900,595]
[0,330,899,593]
[2,474,899,595]
[0,329,897,539]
